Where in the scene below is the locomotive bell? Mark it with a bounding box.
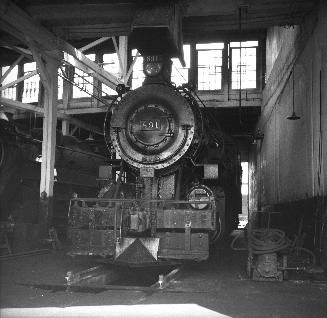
[109,84,200,171]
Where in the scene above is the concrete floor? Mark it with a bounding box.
[0,239,327,318]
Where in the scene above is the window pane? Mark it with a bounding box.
[22,62,39,103]
[230,41,258,47]
[102,53,120,96]
[231,47,257,89]
[73,54,95,98]
[1,65,18,100]
[196,43,224,50]
[131,50,144,89]
[171,44,190,86]
[197,43,223,90]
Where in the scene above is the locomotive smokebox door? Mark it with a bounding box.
[110,84,198,171]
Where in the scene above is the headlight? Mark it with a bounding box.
[187,185,213,210]
[143,62,163,77]
[143,55,163,77]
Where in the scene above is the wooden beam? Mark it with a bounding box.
[63,46,123,90]
[27,40,52,92]
[40,58,58,202]
[61,65,73,135]
[79,37,110,52]
[0,43,33,60]
[119,36,128,83]
[125,51,140,85]
[0,70,38,91]
[0,1,123,91]
[0,55,24,84]
[112,37,123,78]
[0,97,103,135]
[0,97,44,114]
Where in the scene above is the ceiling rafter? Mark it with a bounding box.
[0,97,103,135]
[0,0,123,91]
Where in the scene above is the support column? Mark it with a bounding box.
[119,36,128,82]
[93,53,101,107]
[39,57,59,236]
[61,65,73,135]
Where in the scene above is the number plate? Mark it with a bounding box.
[140,167,155,177]
[140,120,161,131]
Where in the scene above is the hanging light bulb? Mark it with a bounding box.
[287,68,301,120]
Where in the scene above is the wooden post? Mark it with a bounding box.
[119,36,128,82]
[93,53,101,107]
[61,65,74,135]
[38,57,59,236]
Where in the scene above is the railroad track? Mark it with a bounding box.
[63,262,184,292]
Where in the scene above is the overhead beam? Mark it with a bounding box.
[0,42,34,60]
[61,45,122,90]
[0,97,103,135]
[0,55,24,84]
[79,37,110,52]
[0,69,38,91]
[0,1,123,91]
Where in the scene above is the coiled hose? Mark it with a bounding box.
[230,228,290,253]
[248,228,290,255]
[231,228,316,265]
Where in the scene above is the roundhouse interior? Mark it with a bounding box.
[0,1,327,317]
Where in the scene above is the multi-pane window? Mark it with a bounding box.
[73,54,95,98]
[1,65,18,100]
[102,53,120,96]
[196,43,224,90]
[171,44,190,87]
[22,62,39,103]
[230,41,258,89]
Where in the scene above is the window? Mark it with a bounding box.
[131,50,144,89]
[1,65,18,100]
[102,53,120,96]
[22,62,40,103]
[230,41,258,89]
[73,54,95,98]
[196,43,224,90]
[171,44,190,87]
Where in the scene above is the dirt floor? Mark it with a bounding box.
[0,235,327,318]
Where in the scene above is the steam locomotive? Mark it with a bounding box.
[68,53,242,264]
[0,119,107,230]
